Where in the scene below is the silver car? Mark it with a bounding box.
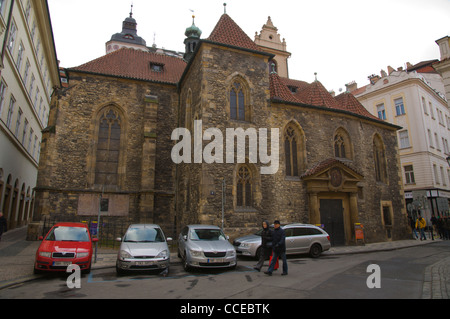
[234,223,331,259]
[116,224,171,275]
[178,225,237,271]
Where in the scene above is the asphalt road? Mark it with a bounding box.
[1,241,449,301]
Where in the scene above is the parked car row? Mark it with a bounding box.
[34,222,331,275]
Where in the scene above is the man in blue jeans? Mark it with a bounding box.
[265,220,288,276]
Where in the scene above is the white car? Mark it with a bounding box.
[234,223,331,259]
[178,225,237,271]
[116,224,171,275]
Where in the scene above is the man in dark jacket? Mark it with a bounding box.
[254,220,272,272]
[265,220,288,276]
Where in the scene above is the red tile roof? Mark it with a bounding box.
[69,48,187,84]
[270,74,387,124]
[295,80,340,108]
[207,14,263,52]
[334,92,380,120]
[270,73,304,104]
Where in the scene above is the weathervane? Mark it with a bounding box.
[130,2,133,18]
[224,3,227,14]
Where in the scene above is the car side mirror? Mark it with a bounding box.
[116,237,122,242]
[92,238,99,242]
[166,237,173,242]
[226,235,230,240]
[38,236,43,240]
[183,235,187,241]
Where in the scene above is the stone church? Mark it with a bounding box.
[30,9,410,244]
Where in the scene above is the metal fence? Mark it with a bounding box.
[40,214,129,249]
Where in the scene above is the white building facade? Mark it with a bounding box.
[351,60,450,222]
[0,0,59,230]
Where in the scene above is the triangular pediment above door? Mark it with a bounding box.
[301,158,364,193]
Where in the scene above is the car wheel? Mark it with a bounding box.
[255,246,262,260]
[33,265,43,275]
[309,243,322,258]
[116,265,126,276]
[183,252,191,271]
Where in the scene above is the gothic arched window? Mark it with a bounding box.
[285,125,299,176]
[373,135,387,183]
[236,165,252,208]
[95,108,121,185]
[333,128,352,160]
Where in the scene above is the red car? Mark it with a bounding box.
[34,222,98,274]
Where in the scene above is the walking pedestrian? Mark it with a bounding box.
[254,220,273,272]
[265,220,288,276]
[416,214,427,241]
[408,216,418,239]
[0,211,7,242]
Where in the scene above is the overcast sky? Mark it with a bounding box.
[47,0,450,93]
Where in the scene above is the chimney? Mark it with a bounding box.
[387,66,395,75]
[345,81,358,93]
[368,74,380,85]
[436,36,450,61]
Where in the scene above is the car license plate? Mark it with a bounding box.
[207,258,224,263]
[53,261,72,267]
[135,261,154,266]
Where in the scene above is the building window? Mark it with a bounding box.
[6,95,15,129]
[422,97,428,115]
[284,125,300,176]
[373,135,387,183]
[334,134,346,158]
[428,129,434,148]
[433,164,440,184]
[377,103,386,120]
[14,108,22,137]
[16,42,24,71]
[0,80,6,114]
[394,98,405,116]
[22,118,28,145]
[95,108,121,185]
[236,165,252,208]
[404,165,415,184]
[150,62,164,72]
[441,166,446,186]
[435,133,440,151]
[333,128,352,160]
[230,80,248,121]
[7,20,17,52]
[399,130,410,149]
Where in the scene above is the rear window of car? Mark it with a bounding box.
[45,226,90,242]
[285,227,324,237]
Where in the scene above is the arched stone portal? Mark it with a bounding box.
[302,158,363,246]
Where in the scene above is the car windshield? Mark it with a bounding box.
[45,226,90,242]
[190,228,226,241]
[124,227,165,243]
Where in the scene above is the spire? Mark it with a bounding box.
[129,3,133,18]
[184,14,202,61]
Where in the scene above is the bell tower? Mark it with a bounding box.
[184,15,202,61]
[254,16,291,78]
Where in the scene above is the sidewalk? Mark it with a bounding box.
[0,225,448,298]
